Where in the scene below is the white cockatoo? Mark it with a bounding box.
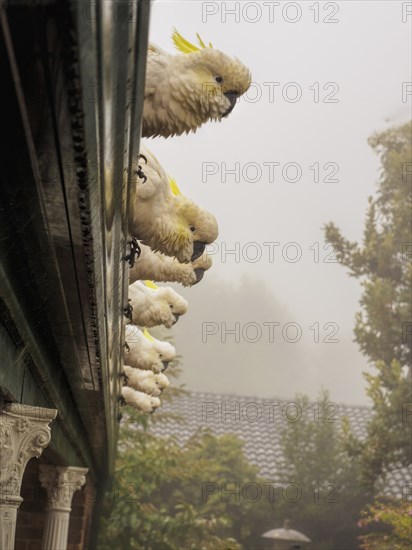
[123,365,170,397]
[128,280,188,328]
[131,146,218,263]
[143,30,252,138]
[125,325,176,372]
[129,242,213,286]
[121,386,161,413]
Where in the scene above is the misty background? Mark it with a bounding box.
[146,1,411,405]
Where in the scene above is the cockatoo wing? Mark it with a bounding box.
[145,44,170,97]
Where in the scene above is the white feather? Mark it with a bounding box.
[128,281,188,328]
[131,146,218,264]
[124,365,170,396]
[143,38,251,138]
[121,386,161,413]
[129,242,212,287]
[124,325,176,373]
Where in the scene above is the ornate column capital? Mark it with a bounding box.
[39,465,88,513]
[0,403,57,550]
[0,403,57,504]
[40,465,89,550]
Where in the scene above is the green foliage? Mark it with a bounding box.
[358,499,412,550]
[99,389,373,550]
[97,422,266,550]
[99,352,246,549]
[324,121,412,488]
[275,390,370,549]
[99,349,278,550]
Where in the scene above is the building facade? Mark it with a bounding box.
[0,1,150,548]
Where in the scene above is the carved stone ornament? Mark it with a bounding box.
[0,403,57,501]
[0,403,57,550]
[39,465,88,513]
[39,465,89,550]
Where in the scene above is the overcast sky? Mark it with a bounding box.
[146,1,411,405]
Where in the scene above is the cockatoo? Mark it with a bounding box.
[123,365,170,397]
[131,146,218,263]
[143,30,252,137]
[121,386,161,413]
[125,325,176,372]
[128,280,188,328]
[129,242,213,286]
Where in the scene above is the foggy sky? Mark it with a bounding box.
[147,1,411,405]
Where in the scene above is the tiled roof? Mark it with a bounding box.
[149,391,411,499]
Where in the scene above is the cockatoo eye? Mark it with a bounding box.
[169,304,173,309]
[190,225,196,232]
[215,76,223,84]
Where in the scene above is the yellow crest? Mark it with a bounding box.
[143,328,155,342]
[169,177,182,196]
[144,280,158,290]
[172,29,213,54]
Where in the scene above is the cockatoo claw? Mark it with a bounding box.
[119,371,129,384]
[123,300,134,322]
[123,237,141,267]
[136,166,147,183]
[136,155,148,182]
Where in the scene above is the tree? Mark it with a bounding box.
[97,343,273,550]
[274,390,370,550]
[96,419,283,550]
[97,425,245,550]
[358,499,412,550]
[324,121,412,488]
[98,351,245,549]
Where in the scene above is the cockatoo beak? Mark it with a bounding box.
[191,241,206,261]
[193,268,205,285]
[162,361,169,371]
[173,314,180,325]
[222,91,239,117]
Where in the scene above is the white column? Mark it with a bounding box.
[0,403,57,550]
[39,465,88,550]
